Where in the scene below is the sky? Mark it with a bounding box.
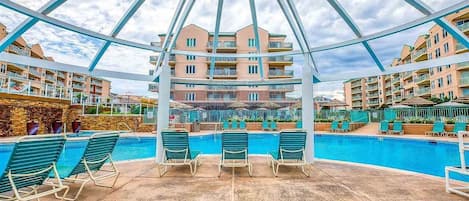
[0,0,460,100]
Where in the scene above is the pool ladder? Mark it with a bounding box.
[117,122,141,141]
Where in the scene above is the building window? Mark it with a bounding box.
[439,93,445,99]
[447,74,452,85]
[437,77,443,88]
[446,65,451,69]
[428,52,432,60]
[442,30,448,38]
[443,43,449,53]
[186,55,196,60]
[248,92,259,101]
[186,38,196,47]
[426,39,431,48]
[185,92,196,101]
[437,66,442,72]
[248,65,258,74]
[429,68,434,75]
[435,48,441,58]
[185,65,196,74]
[433,33,439,44]
[248,52,257,61]
[431,81,435,89]
[448,91,454,99]
[186,84,195,88]
[248,38,256,47]
[248,85,258,88]
[0,63,6,73]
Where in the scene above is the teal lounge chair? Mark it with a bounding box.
[271,121,278,131]
[337,121,350,132]
[219,131,252,176]
[240,120,247,130]
[55,132,120,200]
[0,134,69,201]
[330,120,339,132]
[296,120,302,129]
[159,129,201,176]
[425,121,445,136]
[445,122,467,137]
[391,121,403,135]
[379,120,389,135]
[223,120,230,130]
[232,121,239,130]
[269,130,309,176]
[262,121,270,131]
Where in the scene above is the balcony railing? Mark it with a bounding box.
[268,70,294,77]
[352,102,362,107]
[460,78,469,86]
[414,74,429,83]
[268,42,293,49]
[351,82,361,88]
[57,82,65,87]
[268,56,293,62]
[29,69,41,77]
[91,80,102,85]
[207,97,237,101]
[392,88,401,93]
[72,84,84,89]
[385,82,391,88]
[392,77,400,83]
[457,61,469,70]
[367,93,379,97]
[412,48,427,60]
[385,91,392,96]
[456,42,467,51]
[8,45,30,56]
[394,96,402,101]
[416,87,430,95]
[8,72,26,79]
[270,97,287,101]
[367,100,379,105]
[45,74,55,81]
[211,57,237,62]
[367,86,378,91]
[269,85,294,91]
[207,86,238,90]
[352,95,361,100]
[367,78,378,83]
[351,89,361,94]
[73,76,85,82]
[209,69,237,76]
[457,22,469,33]
[57,71,66,78]
[207,41,236,48]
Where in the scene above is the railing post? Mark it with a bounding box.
[45,84,48,97]
[125,103,128,115]
[27,81,31,95]
[110,102,113,116]
[7,77,10,93]
[139,103,142,115]
[96,103,99,115]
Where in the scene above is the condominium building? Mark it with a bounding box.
[148,24,295,109]
[344,8,469,110]
[0,23,111,101]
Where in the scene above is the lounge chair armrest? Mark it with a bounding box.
[223,149,247,154]
[84,154,112,164]
[9,165,54,177]
[280,148,304,153]
[164,148,188,153]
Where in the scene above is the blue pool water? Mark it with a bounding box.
[0,134,468,180]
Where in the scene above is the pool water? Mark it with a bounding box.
[0,134,468,180]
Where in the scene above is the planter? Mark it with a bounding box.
[52,120,63,134]
[72,120,81,133]
[400,123,433,135]
[27,121,39,135]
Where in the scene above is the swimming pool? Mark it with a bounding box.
[0,133,467,180]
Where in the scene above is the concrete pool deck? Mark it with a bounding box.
[34,155,465,201]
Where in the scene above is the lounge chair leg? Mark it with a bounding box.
[271,160,277,176]
[301,165,310,177]
[248,163,253,177]
[218,164,222,177]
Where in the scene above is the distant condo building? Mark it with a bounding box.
[344,8,469,110]
[0,23,111,101]
[148,24,296,109]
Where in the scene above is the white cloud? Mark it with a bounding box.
[0,0,461,98]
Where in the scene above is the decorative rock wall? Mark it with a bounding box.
[0,105,12,136]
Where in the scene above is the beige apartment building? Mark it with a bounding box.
[148,24,295,109]
[0,23,111,102]
[344,8,469,110]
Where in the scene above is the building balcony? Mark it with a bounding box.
[392,77,401,84]
[7,72,27,81]
[366,85,378,91]
[57,71,66,78]
[456,42,468,54]
[352,102,362,107]
[385,90,392,96]
[8,45,30,56]
[416,87,431,96]
[456,61,469,71]
[28,69,41,77]
[352,95,362,101]
[45,74,56,82]
[268,56,293,65]
[351,89,362,94]
[385,99,392,104]
[404,93,414,99]
[367,93,379,98]
[411,48,427,61]
[268,70,294,78]
[367,77,378,84]
[208,57,237,65]
[149,55,176,65]
[8,63,27,71]
[460,78,469,87]
[91,79,102,86]
[57,81,65,87]
[393,96,402,102]
[351,81,361,88]
[269,85,294,91]
[72,76,85,82]
[392,88,401,94]
[414,74,430,85]
[384,82,391,88]
[268,42,293,52]
[206,69,237,78]
[72,84,84,90]
[457,22,469,33]
[367,100,379,105]
[207,41,237,52]
[207,97,237,102]
[415,68,429,73]
[403,72,413,80]
[207,86,238,91]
